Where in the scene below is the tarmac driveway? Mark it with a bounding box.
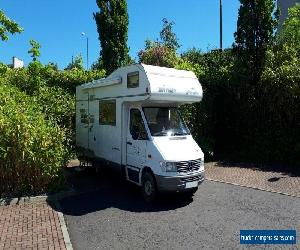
[60,169,300,249]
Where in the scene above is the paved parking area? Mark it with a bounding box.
[205,162,300,197]
[60,169,300,249]
[1,161,299,249]
[0,199,66,250]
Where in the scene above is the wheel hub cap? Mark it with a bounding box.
[145,180,152,195]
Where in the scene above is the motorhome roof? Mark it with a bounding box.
[142,64,197,79]
[77,64,203,104]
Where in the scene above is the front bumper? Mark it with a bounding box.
[155,171,205,192]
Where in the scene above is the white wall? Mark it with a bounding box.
[12,57,24,68]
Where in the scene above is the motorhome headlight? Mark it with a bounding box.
[159,161,166,171]
[160,161,177,172]
[166,162,177,172]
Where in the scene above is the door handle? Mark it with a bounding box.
[127,141,132,145]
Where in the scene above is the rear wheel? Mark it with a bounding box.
[142,171,157,203]
[92,160,101,177]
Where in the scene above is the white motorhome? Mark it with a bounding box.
[76,64,205,201]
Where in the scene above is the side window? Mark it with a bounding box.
[127,72,139,88]
[130,109,148,140]
[80,109,88,124]
[99,100,116,126]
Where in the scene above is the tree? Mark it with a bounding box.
[234,0,279,83]
[91,56,104,71]
[160,18,180,50]
[0,10,23,41]
[138,40,178,67]
[258,4,300,165]
[94,0,130,74]
[28,39,41,61]
[278,4,300,50]
[138,18,180,67]
[65,54,84,70]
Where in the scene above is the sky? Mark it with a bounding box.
[0,0,240,69]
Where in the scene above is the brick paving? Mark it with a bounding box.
[0,200,66,250]
[205,162,300,197]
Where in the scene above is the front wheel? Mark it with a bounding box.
[142,171,157,203]
[185,187,198,197]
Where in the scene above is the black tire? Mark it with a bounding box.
[185,187,198,197]
[95,166,101,176]
[92,161,101,177]
[142,171,157,203]
[120,165,127,181]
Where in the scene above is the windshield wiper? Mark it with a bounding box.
[153,131,168,136]
[172,132,188,136]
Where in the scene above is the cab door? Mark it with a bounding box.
[126,108,148,183]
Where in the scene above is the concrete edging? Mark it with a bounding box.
[0,190,75,250]
[54,199,73,250]
[206,178,300,198]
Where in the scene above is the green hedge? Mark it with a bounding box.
[181,47,300,167]
[0,63,105,197]
[0,83,68,196]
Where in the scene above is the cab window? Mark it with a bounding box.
[130,109,148,140]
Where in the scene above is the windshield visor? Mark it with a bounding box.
[143,107,190,136]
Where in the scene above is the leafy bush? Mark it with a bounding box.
[0,83,69,197]
[138,40,179,68]
[0,63,105,197]
[138,18,180,68]
[181,49,236,158]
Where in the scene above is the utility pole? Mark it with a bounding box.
[220,0,223,50]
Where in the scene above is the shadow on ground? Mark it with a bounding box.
[211,161,300,177]
[48,167,193,216]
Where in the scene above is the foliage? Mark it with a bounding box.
[138,40,179,67]
[0,63,105,196]
[278,4,300,51]
[46,62,59,71]
[65,54,84,70]
[138,18,180,67]
[160,18,180,50]
[181,5,300,168]
[256,4,300,164]
[28,39,41,61]
[92,54,134,71]
[234,0,279,84]
[0,10,23,41]
[181,49,236,158]
[6,62,105,95]
[227,4,300,165]
[0,82,69,197]
[91,56,104,70]
[94,0,130,74]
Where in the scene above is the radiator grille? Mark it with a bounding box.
[181,174,203,183]
[176,159,202,173]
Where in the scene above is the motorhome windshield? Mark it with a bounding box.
[143,107,190,136]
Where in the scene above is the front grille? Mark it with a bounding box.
[176,159,202,173]
[181,174,203,183]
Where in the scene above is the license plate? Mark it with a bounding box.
[185,181,198,189]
